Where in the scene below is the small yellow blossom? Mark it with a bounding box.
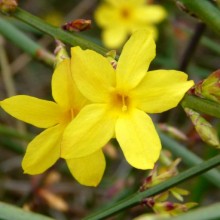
[94,0,166,48]
[62,29,194,170]
[0,59,106,187]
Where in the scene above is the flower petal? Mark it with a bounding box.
[95,3,119,27]
[102,27,128,48]
[62,104,116,159]
[66,150,106,186]
[52,59,87,111]
[22,124,64,174]
[71,47,116,102]
[133,70,194,113]
[131,25,158,40]
[115,109,161,169]
[116,29,155,90]
[1,95,62,128]
[135,5,167,23]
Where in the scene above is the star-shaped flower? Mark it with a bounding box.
[62,29,194,170]
[94,0,166,48]
[1,59,106,186]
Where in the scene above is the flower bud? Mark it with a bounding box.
[62,19,91,32]
[106,50,117,69]
[184,108,220,147]
[54,40,69,66]
[0,0,17,14]
[195,69,220,103]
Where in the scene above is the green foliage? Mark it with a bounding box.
[0,1,220,220]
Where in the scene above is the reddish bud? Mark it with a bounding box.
[142,197,155,208]
[0,0,17,13]
[62,19,91,32]
[165,201,175,211]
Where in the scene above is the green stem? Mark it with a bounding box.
[0,201,55,220]
[201,35,220,56]
[84,153,220,220]
[0,37,16,96]
[0,124,32,141]
[159,131,220,188]
[179,0,220,35]
[12,8,108,55]
[0,137,25,154]
[0,17,55,66]
[181,94,220,119]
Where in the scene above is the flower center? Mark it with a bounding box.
[120,6,132,20]
[111,92,131,112]
[121,8,130,19]
[61,108,77,124]
[70,108,75,119]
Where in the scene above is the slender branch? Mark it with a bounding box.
[9,0,98,75]
[0,37,17,96]
[159,131,220,188]
[178,0,220,35]
[84,153,220,219]
[0,201,55,220]
[0,137,25,154]
[200,35,220,56]
[159,22,205,122]
[0,17,55,66]
[0,36,27,134]
[179,23,206,72]
[12,7,108,55]
[0,124,32,141]
[181,94,220,119]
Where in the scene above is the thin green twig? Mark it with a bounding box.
[178,0,220,35]
[84,153,220,219]
[0,17,55,66]
[159,131,220,188]
[0,201,55,220]
[0,37,16,96]
[181,94,220,118]
[12,8,108,55]
[0,36,27,134]
[0,124,32,141]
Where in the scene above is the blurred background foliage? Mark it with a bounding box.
[0,0,220,219]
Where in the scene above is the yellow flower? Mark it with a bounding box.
[62,29,194,170]
[94,0,166,48]
[0,59,106,186]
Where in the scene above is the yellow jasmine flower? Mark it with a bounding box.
[62,30,194,170]
[0,59,106,186]
[94,0,166,48]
